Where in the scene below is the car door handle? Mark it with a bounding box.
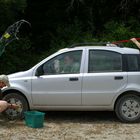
[69,77,79,81]
[114,76,123,80]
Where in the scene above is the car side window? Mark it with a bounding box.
[127,55,140,71]
[41,50,82,75]
[88,50,122,73]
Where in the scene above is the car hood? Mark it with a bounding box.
[8,69,33,79]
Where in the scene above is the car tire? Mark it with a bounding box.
[3,93,29,120]
[115,94,140,123]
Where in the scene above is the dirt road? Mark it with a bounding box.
[0,111,140,140]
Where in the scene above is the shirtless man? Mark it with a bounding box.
[0,75,19,113]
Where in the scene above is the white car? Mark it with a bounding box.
[2,44,140,122]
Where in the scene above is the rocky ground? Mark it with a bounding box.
[0,111,140,140]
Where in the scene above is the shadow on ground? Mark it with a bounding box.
[45,111,119,123]
[0,111,119,125]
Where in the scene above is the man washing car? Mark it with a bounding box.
[0,75,19,113]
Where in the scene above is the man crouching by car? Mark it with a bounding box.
[0,75,19,112]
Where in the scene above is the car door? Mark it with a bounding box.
[31,50,84,106]
[82,49,127,105]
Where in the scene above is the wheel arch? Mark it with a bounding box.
[2,89,30,109]
[114,90,140,110]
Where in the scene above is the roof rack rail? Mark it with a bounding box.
[69,42,120,48]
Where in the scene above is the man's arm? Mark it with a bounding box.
[130,38,140,49]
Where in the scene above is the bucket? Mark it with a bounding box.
[24,111,45,128]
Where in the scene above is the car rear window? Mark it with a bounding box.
[127,54,140,71]
[88,50,122,73]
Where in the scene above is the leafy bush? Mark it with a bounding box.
[0,37,38,74]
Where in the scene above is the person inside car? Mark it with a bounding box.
[61,55,80,74]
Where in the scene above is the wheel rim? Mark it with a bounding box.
[121,99,140,120]
[5,98,23,117]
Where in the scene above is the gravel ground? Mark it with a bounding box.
[0,111,140,140]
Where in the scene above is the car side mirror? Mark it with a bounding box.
[35,66,43,76]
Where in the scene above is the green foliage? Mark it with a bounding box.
[103,21,134,41]
[101,20,140,48]
[0,0,29,74]
[39,18,140,61]
[1,0,140,74]
[0,0,26,28]
[0,37,37,74]
[49,20,98,51]
[1,0,27,11]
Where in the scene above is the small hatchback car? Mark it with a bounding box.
[2,43,140,122]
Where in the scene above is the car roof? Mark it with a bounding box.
[59,46,140,54]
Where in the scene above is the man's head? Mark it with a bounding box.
[64,55,74,65]
[0,75,10,88]
[0,81,6,88]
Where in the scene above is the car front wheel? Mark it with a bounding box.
[3,93,29,120]
[115,94,140,123]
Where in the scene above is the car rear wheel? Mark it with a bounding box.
[3,93,29,120]
[115,94,140,123]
